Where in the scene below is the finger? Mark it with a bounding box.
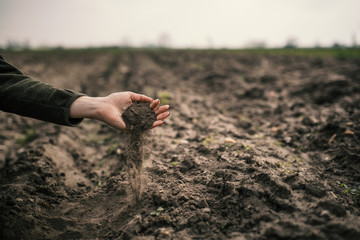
[130,92,153,103]
[155,105,170,115]
[150,99,160,110]
[157,111,170,121]
[152,120,164,128]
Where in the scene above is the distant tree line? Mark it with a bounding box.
[1,40,31,50]
[0,39,358,50]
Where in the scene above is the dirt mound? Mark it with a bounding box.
[293,78,355,104]
[0,51,359,239]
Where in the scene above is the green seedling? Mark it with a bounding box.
[274,141,282,146]
[225,143,233,149]
[157,91,171,105]
[242,144,252,152]
[278,161,294,173]
[202,135,216,146]
[170,161,180,165]
[150,207,165,216]
[336,181,359,195]
[16,128,36,144]
[279,161,292,168]
[293,155,303,163]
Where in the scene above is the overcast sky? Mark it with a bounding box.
[1,0,359,48]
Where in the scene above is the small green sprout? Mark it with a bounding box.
[293,155,303,163]
[278,161,294,173]
[16,128,36,144]
[157,91,171,105]
[202,135,216,146]
[336,181,359,195]
[242,144,252,152]
[150,207,165,216]
[224,143,234,150]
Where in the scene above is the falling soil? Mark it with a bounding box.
[122,102,157,202]
[0,50,359,240]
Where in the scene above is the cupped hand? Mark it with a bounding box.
[69,91,170,131]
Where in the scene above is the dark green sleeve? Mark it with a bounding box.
[0,55,85,126]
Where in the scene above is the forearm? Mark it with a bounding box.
[0,56,85,126]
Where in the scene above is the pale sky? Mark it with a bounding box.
[1,0,359,48]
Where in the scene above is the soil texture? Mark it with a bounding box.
[0,50,359,240]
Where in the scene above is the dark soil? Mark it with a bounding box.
[123,102,156,131]
[0,50,359,240]
[123,102,156,202]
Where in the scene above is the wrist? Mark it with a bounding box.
[69,96,103,119]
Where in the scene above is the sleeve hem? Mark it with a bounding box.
[63,90,86,126]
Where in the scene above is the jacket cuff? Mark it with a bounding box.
[64,89,86,126]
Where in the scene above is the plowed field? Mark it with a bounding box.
[1,50,359,240]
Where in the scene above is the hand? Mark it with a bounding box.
[69,91,170,130]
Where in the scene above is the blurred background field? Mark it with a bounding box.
[2,47,360,59]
